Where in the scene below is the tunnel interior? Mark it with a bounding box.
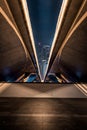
[0,0,87,83]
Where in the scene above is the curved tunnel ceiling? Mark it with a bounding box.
[46,0,84,77]
[0,0,37,81]
[59,15,87,82]
[49,0,87,83]
[0,0,87,83]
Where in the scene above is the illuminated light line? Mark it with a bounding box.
[44,0,69,81]
[0,7,29,58]
[0,83,10,94]
[16,74,25,82]
[4,0,19,31]
[24,73,36,82]
[69,0,87,31]
[74,83,87,96]
[81,84,87,90]
[60,74,70,83]
[58,12,87,57]
[60,0,87,49]
[21,0,42,81]
[54,1,87,62]
[0,113,87,117]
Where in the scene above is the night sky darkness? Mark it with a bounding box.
[27,0,63,79]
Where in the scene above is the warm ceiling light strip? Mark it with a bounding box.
[44,0,69,80]
[50,1,87,71]
[58,12,87,57]
[82,84,87,90]
[0,7,28,58]
[21,0,41,81]
[4,0,19,31]
[69,0,87,32]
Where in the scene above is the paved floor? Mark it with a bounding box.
[0,98,87,130]
[0,83,86,98]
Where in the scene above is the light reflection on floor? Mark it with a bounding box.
[0,98,87,130]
